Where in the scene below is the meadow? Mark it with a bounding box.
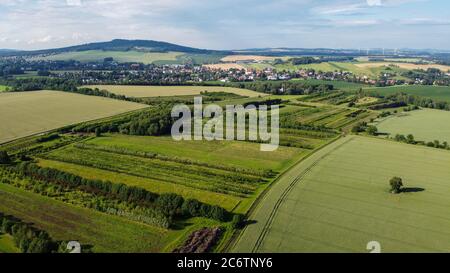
[234,136,450,252]
[33,50,185,64]
[355,62,450,72]
[0,182,175,252]
[37,134,306,213]
[293,79,368,92]
[375,108,450,143]
[84,85,266,98]
[272,61,409,79]
[0,91,147,144]
[363,85,450,102]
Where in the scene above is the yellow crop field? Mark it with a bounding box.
[0,91,147,144]
[84,85,267,98]
[355,62,450,72]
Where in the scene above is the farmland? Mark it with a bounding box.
[83,85,266,98]
[234,136,450,252]
[0,182,185,253]
[362,85,450,102]
[355,62,450,72]
[0,91,147,144]
[221,55,276,62]
[32,50,185,64]
[36,134,306,213]
[374,108,450,143]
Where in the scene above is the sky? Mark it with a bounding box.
[0,0,449,50]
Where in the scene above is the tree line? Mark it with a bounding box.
[15,162,229,222]
[0,212,59,253]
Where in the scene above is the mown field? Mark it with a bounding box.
[375,108,450,143]
[234,136,450,252]
[32,50,185,64]
[84,85,266,98]
[0,182,208,253]
[0,91,147,144]
[363,85,450,102]
[37,134,306,213]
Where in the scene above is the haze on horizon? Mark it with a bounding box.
[0,0,449,51]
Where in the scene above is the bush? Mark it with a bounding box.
[390,177,403,194]
[0,150,11,164]
[231,214,245,229]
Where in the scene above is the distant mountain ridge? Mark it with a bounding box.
[0,39,230,57]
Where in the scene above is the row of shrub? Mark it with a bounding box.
[15,162,229,222]
[0,212,57,253]
[66,106,174,137]
[0,168,171,228]
[393,134,449,150]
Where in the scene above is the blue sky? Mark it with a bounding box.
[0,0,449,50]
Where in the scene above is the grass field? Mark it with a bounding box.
[0,91,147,144]
[375,108,450,143]
[355,62,450,72]
[37,158,242,212]
[85,135,301,171]
[221,55,276,62]
[0,182,186,252]
[293,79,368,92]
[363,85,450,102]
[33,50,185,64]
[234,136,450,252]
[38,134,306,213]
[0,234,19,253]
[84,85,266,98]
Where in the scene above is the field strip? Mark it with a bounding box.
[230,136,349,252]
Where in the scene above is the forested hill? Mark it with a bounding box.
[0,39,230,56]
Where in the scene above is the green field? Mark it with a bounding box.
[32,50,185,64]
[0,182,212,253]
[271,61,408,79]
[84,85,267,98]
[293,79,368,92]
[37,134,306,213]
[363,85,450,102]
[234,136,450,252]
[0,234,20,253]
[0,91,147,144]
[375,108,450,143]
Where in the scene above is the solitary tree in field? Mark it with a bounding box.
[0,150,10,164]
[366,125,378,136]
[390,177,403,194]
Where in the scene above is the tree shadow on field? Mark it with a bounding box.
[244,220,257,226]
[401,187,425,193]
[171,220,194,231]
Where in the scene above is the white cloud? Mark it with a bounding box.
[367,0,382,6]
[66,0,82,6]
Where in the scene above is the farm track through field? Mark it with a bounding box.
[251,137,352,252]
